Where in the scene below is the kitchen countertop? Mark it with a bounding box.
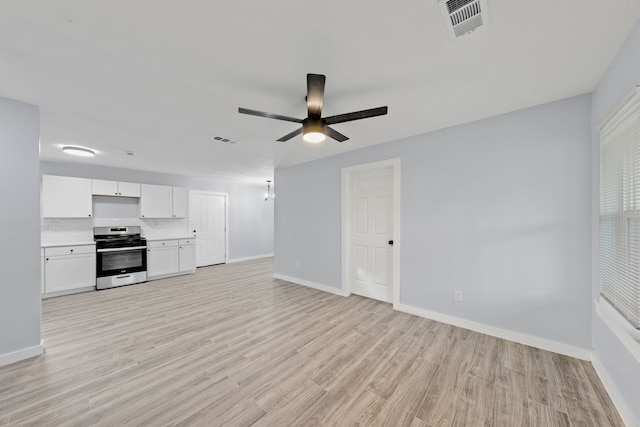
[41,241,96,248]
[145,236,194,241]
[42,238,194,247]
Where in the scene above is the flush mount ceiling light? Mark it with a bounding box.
[62,145,96,157]
[239,73,387,143]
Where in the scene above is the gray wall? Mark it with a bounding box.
[591,17,640,424]
[0,97,41,358]
[275,93,593,350]
[41,162,274,261]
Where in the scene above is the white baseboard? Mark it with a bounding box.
[273,273,349,297]
[592,353,638,427]
[227,253,274,264]
[594,299,640,364]
[0,340,44,367]
[394,303,592,361]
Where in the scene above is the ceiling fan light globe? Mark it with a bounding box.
[303,131,326,143]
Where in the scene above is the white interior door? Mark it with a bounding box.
[349,167,394,302]
[189,192,226,267]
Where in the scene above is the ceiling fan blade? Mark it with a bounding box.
[325,126,349,143]
[238,107,302,124]
[324,106,388,125]
[307,74,326,119]
[276,127,304,142]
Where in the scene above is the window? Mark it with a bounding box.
[600,86,640,329]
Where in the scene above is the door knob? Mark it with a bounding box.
[388,240,394,245]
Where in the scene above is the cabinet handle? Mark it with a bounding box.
[142,215,145,218]
[46,258,49,261]
[88,214,92,217]
[70,249,74,253]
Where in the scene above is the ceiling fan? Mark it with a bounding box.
[238,74,388,143]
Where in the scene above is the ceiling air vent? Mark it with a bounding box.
[212,136,239,145]
[439,0,489,39]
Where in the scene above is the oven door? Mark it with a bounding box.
[96,246,147,278]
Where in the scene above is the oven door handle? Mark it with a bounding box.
[97,246,147,253]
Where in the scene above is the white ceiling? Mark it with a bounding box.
[1,1,639,183]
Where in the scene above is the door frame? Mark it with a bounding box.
[341,158,401,307]
[188,190,229,265]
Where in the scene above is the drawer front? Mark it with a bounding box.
[148,240,179,249]
[45,245,95,257]
[179,239,195,246]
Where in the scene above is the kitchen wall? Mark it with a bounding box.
[275,93,592,353]
[40,162,274,261]
[0,96,42,365]
[590,16,640,426]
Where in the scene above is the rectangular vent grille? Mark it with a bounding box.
[212,136,239,145]
[446,0,475,14]
[439,0,489,39]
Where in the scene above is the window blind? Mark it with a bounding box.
[600,86,640,329]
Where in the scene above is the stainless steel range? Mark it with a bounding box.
[94,226,147,290]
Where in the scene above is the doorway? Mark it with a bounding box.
[189,191,227,267]
[342,159,400,305]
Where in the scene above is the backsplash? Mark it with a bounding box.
[41,217,190,244]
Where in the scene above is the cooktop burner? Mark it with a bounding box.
[94,226,146,249]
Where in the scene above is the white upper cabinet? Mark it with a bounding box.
[42,175,92,218]
[118,181,141,197]
[172,187,189,218]
[139,184,188,218]
[42,175,186,219]
[92,179,140,197]
[139,184,173,218]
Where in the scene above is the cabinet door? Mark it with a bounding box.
[42,175,92,218]
[172,187,189,218]
[92,179,119,196]
[44,252,96,293]
[179,244,196,272]
[118,181,141,197]
[41,249,45,294]
[139,184,172,218]
[147,246,179,277]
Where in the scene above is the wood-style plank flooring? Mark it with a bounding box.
[0,258,624,426]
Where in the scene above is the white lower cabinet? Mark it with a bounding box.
[147,240,179,278]
[147,238,196,280]
[179,239,196,273]
[43,245,96,296]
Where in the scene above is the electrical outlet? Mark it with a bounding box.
[454,290,463,302]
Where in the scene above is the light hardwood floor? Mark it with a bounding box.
[0,258,624,426]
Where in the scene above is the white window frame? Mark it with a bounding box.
[599,85,640,329]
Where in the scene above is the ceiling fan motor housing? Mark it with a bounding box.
[303,117,325,134]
